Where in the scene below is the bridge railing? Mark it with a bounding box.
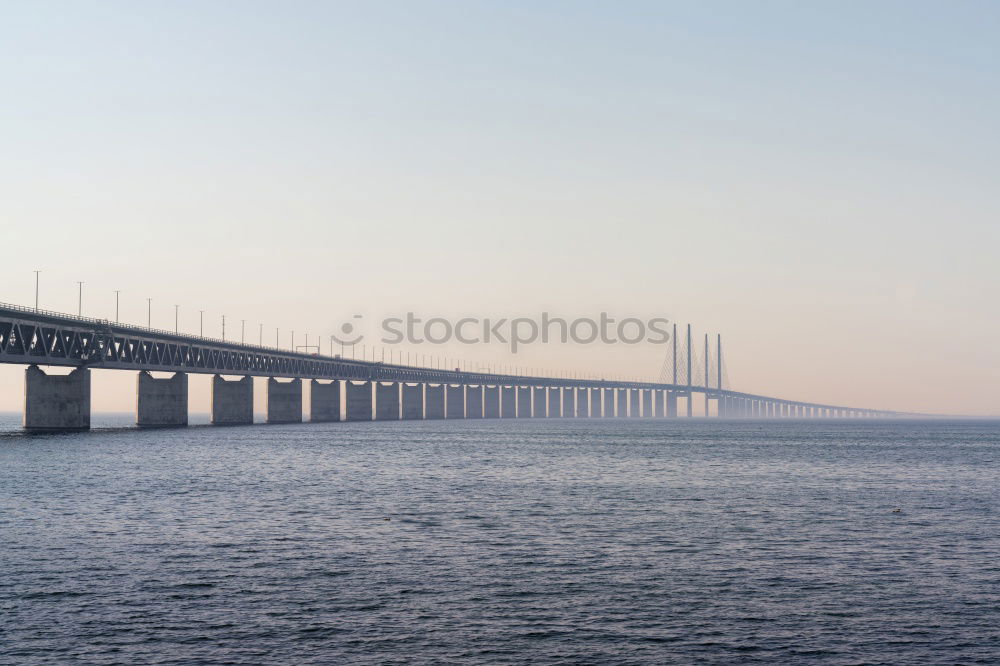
[1,300,460,373]
[1,300,323,359]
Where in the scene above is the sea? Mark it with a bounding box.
[2,414,998,664]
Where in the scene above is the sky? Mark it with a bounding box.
[1,1,998,415]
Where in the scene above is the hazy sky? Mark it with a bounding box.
[2,1,998,415]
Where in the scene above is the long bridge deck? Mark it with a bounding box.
[0,302,904,430]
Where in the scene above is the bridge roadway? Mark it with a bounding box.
[0,302,902,430]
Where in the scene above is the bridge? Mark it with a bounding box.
[0,301,905,431]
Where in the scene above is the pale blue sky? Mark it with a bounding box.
[1,1,998,413]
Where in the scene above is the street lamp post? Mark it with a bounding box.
[174,305,179,333]
[114,290,120,323]
[222,315,226,341]
[77,281,83,316]
[34,270,40,311]
[146,298,152,327]
[199,310,204,337]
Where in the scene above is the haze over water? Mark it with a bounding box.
[3,417,998,664]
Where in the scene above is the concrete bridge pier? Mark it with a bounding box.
[484,386,500,418]
[577,388,589,417]
[211,375,253,425]
[446,384,464,419]
[311,380,341,422]
[136,371,187,427]
[267,378,302,424]
[532,387,546,417]
[653,390,664,417]
[616,389,628,418]
[516,386,531,418]
[501,387,516,418]
[666,392,678,418]
[562,388,573,418]
[467,385,483,418]
[629,389,640,418]
[376,382,400,420]
[642,389,653,418]
[402,383,423,420]
[346,381,373,421]
[548,387,562,418]
[24,365,91,432]
[426,384,445,419]
[590,388,601,417]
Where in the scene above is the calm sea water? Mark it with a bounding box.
[2,415,998,665]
